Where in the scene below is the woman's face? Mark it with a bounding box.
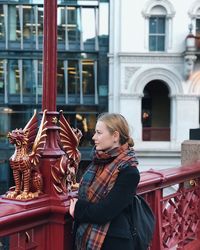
[92,121,120,151]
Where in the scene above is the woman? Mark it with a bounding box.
[69,113,140,250]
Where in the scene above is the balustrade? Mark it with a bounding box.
[0,163,200,250]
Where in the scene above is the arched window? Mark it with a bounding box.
[142,80,170,141]
[188,1,200,48]
[142,0,175,52]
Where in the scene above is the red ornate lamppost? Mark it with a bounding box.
[40,0,81,198]
[0,1,81,249]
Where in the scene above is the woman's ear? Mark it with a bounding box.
[113,131,120,143]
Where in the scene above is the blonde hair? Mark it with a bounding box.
[97,113,134,147]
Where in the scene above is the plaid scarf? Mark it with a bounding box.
[75,143,138,250]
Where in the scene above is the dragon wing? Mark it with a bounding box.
[29,110,48,166]
[59,110,82,163]
[23,109,38,152]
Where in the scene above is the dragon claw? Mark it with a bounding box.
[6,191,20,199]
[16,191,39,200]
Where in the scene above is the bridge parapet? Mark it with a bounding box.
[0,163,200,250]
[138,163,200,250]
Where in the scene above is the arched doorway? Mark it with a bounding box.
[142,80,170,141]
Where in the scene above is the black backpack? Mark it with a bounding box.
[129,195,156,250]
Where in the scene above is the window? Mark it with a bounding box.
[38,60,43,95]
[189,1,200,36]
[67,7,80,44]
[142,1,175,52]
[82,60,95,95]
[68,60,80,95]
[57,7,66,43]
[62,111,97,147]
[149,16,165,51]
[0,5,5,42]
[8,5,21,43]
[23,60,35,94]
[82,8,96,49]
[38,6,44,43]
[0,60,4,94]
[8,60,20,94]
[196,19,200,35]
[57,60,65,94]
[7,59,36,95]
[23,5,36,43]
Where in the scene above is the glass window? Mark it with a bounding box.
[23,60,35,94]
[9,0,44,2]
[8,60,20,94]
[38,6,44,43]
[68,60,80,95]
[0,5,5,41]
[0,107,37,144]
[82,8,95,46]
[149,16,165,51]
[0,60,4,94]
[82,60,94,95]
[0,108,11,144]
[63,112,96,147]
[8,5,21,42]
[38,60,43,95]
[99,2,108,36]
[67,7,80,44]
[57,7,65,43]
[196,19,200,36]
[23,5,36,42]
[31,0,44,3]
[57,60,65,94]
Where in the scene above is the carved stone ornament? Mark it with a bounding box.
[6,110,48,200]
[125,67,140,89]
[184,55,197,79]
[51,110,82,194]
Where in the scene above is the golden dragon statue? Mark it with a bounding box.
[6,110,48,200]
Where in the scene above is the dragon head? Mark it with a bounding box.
[7,128,29,146]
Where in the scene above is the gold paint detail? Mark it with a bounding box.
[25,231,31,243]
[189,179,197,186]
[52,116,58,124]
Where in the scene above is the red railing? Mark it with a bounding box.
[0,163,200,250]
[138,164,200,250]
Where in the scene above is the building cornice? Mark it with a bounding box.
[120,93,144,99]
[170,94,200,100]
[118,52,183,64]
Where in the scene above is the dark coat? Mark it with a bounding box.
[74,165,140,250]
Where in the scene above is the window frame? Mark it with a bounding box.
[149,15,166,51]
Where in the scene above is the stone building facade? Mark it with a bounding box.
[108,0,200,170]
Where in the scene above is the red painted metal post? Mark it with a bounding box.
[36,1,73,249]
[42,0,57,112]
[0,1,73,249]
[41,0,63,157]
[40,0,64,195]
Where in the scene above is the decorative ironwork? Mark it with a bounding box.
[51,110,82,194]
[6,110,48,200]
[162,181,200,248]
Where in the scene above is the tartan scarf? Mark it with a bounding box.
[75,143,138,250]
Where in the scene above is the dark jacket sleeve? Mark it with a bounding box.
[74,166,140,224]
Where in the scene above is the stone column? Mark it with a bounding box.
[120,93,142,141]
[181,140,200,165]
